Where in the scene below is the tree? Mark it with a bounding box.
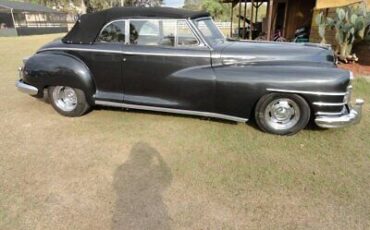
[183,0,202,10]
[201,0,228,21]
[125,0,163,7]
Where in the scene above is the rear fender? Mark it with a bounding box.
[23,51,95,104]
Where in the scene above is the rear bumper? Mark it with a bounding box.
[16,80,38,96]
[315,99,364,128]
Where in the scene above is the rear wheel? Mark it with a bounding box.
[255,93,310,135]
[49,86,90,117]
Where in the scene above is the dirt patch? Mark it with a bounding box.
[338,62,370,76]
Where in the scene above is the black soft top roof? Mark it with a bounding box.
[62,7,210,44]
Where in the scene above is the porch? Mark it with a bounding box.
[222,0,317,41]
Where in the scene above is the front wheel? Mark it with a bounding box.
[254,93,310,135]
[49,86,90,117]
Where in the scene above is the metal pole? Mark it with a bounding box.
[249,0,254,40]
[10,8,16,28]
[243,1,247,39]
[267,0,274,41]
[255,2,260,23]
[230,3,234,37]
[238,0,241,38]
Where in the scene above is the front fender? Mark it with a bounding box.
[213,63,350,118]
[23,51,95,104]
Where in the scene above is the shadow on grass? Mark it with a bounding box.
[95,106,327,134]
[112,142,172,230]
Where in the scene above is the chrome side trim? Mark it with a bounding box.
[313,102,346,106]
[40,47,122,54]
[39,47,210,58]
[16,80,38,96]
[315,99,364,128]
[95,100,248,122]
[121,50,210,58]
[316,111,344,116]
[266,88,347,96]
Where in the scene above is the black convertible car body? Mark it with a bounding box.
[16,7,364,135]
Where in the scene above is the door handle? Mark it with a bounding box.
[122,57,127,62]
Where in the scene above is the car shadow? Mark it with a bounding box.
[112,142,173,230]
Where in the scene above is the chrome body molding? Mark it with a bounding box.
[315,99,364,128]
[16,80,38,96]
[39,47,210,58]
[95,100,248,122]
[316,107,346,116]
[313,101,346,107]
[266,88,347,96]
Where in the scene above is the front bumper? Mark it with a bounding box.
[315,99,364,128]
[16,80,38,96]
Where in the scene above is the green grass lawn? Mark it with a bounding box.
[0,34,369,229]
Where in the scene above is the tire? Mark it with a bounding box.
[48,86,90,117]
[254,93,310,135]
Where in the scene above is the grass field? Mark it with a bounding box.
[0,34,369,229]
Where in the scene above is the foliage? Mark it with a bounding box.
[316,2,370,60]
[183,0,202,10]
[125,0,163,7]
[24,0,162,13]
[315,11,333,44]
[201,0,229,21]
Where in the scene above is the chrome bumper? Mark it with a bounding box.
[315,99,364,128]
[16,80,38,96]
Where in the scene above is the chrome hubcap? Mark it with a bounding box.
[265,98,300,130]
[52,86,77,112]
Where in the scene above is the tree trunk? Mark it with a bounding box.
[80,0,87,14]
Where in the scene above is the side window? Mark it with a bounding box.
[128,19,199,47]
[159,20,176,47]
[130,20,160,46]
[97,20,125,43]
[177,20,199,47]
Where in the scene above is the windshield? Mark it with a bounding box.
[193,18,225,46]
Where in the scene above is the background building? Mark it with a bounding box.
[0,0,68,36]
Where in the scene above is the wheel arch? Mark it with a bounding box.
[23,51,96,105]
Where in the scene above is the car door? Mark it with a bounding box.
[121,19,215,113]
[77,20,125,103]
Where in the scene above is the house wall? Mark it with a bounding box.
[316,0,370,10]
[310,0,370,46]
[284,0,316,40]
[310,1,370,65]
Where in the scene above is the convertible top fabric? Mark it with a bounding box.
[62,7,210,44]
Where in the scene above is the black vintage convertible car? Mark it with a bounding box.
[16,7,364,135]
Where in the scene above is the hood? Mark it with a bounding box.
[217,40,335,66]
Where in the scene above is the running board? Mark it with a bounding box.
[95,100,248,123]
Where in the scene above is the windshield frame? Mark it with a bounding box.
[191,17,225,47]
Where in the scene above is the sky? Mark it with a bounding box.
[164,0,185,8]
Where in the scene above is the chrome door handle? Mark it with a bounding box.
[122,58,127,62]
